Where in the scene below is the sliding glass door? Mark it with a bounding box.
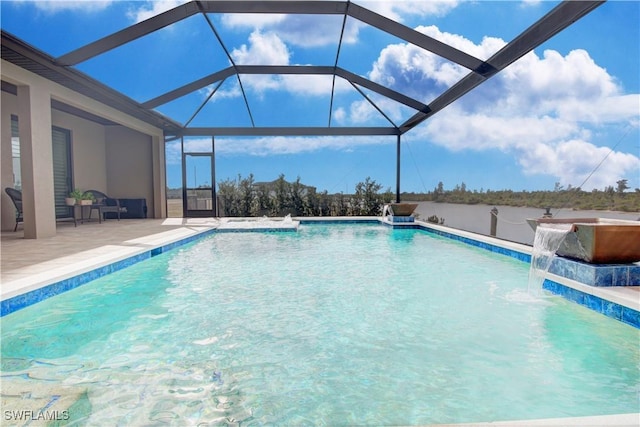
[52,127,73,218]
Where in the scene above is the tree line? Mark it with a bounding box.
[402,179,639,212]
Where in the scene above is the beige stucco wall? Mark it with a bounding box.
[1,59,167,233]
[52,109,107,193]
[105,126,155,218]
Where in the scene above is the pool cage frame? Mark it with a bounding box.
[2,1,605,217]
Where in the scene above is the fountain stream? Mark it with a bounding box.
[528,223,572,297]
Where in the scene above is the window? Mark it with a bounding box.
[10,115,21,190]
[9,117,73,218]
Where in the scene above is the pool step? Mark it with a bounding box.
[1,382,88,425]
[217,217,299,232]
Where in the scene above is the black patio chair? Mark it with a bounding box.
[5,187,23,231]
[85,190,127,223]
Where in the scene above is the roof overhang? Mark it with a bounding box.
[1,31,183,133]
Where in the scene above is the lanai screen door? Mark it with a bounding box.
[182,137,216,217]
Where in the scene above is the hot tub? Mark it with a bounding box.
[526,217,640,264]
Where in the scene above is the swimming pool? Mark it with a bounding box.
[2,224,638,425]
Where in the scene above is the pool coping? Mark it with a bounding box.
[2,217,639,329]
[437,412,640,426]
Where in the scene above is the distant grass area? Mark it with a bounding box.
[401,189,640,212]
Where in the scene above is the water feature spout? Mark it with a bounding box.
[528,223,572,297]
[526,217,640,264]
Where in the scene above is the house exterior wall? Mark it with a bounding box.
[105,126,155,218]
[52,109,107,193]
[1,59,167,235]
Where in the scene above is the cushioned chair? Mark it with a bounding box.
[5,187,23,231]
[85,190,127,223]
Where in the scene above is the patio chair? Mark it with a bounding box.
[5,187,23,231]
[85,190,127,223]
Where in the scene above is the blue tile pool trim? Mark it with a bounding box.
[1,252,151,316]
[1,228,218,317]
[549,257,640,287]
[416,224,532,263]
[544,279,640,328]
[388,216,415,223]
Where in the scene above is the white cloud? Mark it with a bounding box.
[368,25,505,103]
[354,25,640,190]
[222,13,356,47]
[520,0,543,7]
[348,100,378,124]
[333,107,347,124]
[555,94,640,124]
[217,135,391,156]
[25,0,113,13]
[231,30,291,65]
[517,139,640,190]
[281,74,337,96]
[359,0,460,22]
[409,109,639,190]
[223,30,351,97]
[166,135,391,163]
[127,0,186,23]
[228,30,291,95]
[221,13,286,29]
[199,82,241,101]
[419,110,578,152]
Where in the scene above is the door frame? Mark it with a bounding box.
[181,136,217,217]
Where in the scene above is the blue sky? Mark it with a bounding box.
[2,0,638,194]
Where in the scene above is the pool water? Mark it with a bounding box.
[2,224,638,425]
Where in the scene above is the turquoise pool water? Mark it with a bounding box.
[2,224,638,425]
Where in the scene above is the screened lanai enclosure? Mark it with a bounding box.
[1,1,604,224]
